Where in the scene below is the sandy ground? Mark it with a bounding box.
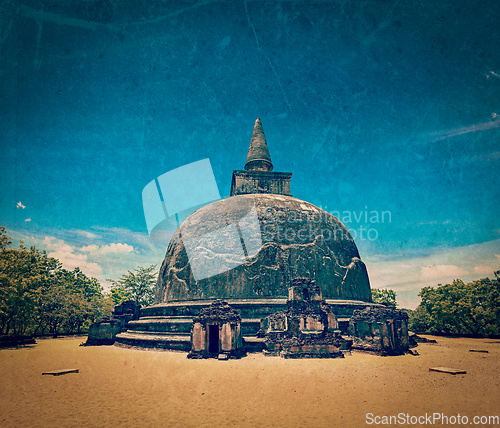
[0,336,499,427]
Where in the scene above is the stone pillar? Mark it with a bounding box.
[191,322,205,352]
[221,322,232,351]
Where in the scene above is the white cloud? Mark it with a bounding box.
[24,218,31,222]
[80,243,134,255]
[421,264,469,280]
[48,249,102,278]
[364,239,500,309]
[80,244,100,253]
[368,266,399,276]
[17,202,26,209]
[100,243,134,254]
[6,228,165,291]
[43,236,73,253]
[474,265,493,275]
[76,230,99,239]
[43,236,102,279]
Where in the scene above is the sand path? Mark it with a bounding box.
[1,336,499,427]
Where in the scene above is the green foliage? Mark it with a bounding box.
[0,226,12,251]
[371,288,398,308]
[405,306,432,333]
[0,226,110,336]
[108,265,157,307]
[108,286,132,306]
[414,276,500,336]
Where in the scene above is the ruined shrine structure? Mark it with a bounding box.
[84,300,140,346]
[187,300,245,359]
[348,306,411,356]
[259,278,348,358]
[114,119,406,356]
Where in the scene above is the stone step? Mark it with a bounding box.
[129,318,193,324]
[115,332,191,351]
[243,336,266,343]
[141,299,288,318]
[242,336,266,352]
[138,316,194,320]
[127,318,193,333]
[126,316,263,336]
[117,332,190,341]
[115,331,265,353]
[241,318,262,335]
[141,299,373,319]
[124,330,190,337]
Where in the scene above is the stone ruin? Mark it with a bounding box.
[348,306,410,356]
[83,300,141,346]
[109,119,417,358]
[187,300,245,359]
[184,281,415,359]
[153,118,372,306]
[258,278,349,358]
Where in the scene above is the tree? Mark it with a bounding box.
[415,276,500,336]
[371,288,398,308]
[108,286,132,306]
[405,305,432,333]
[108,265,157,307]
[0,226,109,336]
[0,226,12,251]
[39,267,108,336]
[0,239,55,335]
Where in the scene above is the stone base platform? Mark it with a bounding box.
[114,298,377,352]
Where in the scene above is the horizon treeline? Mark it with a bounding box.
[0,226,156,337]
[372,273,500,337]
[0,226,113,337]
[409,274,500,336]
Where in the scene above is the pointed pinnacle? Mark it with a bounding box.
[245,118,274,172]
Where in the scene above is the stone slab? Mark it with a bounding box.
[42,369,79,376]
[242,336,266,343]
[116,332,190,342]
[429,367,466,375]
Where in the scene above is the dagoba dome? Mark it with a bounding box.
[155,118,371,305]
[155,193,371,303]
[116,119,374,351]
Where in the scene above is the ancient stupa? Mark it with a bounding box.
[116,119,375,351]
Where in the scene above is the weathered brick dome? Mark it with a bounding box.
[154,193,372,303]
[115,119,375,351]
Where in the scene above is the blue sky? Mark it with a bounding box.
[1,0,500,308]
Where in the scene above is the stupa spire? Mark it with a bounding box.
[245,118,274,172]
